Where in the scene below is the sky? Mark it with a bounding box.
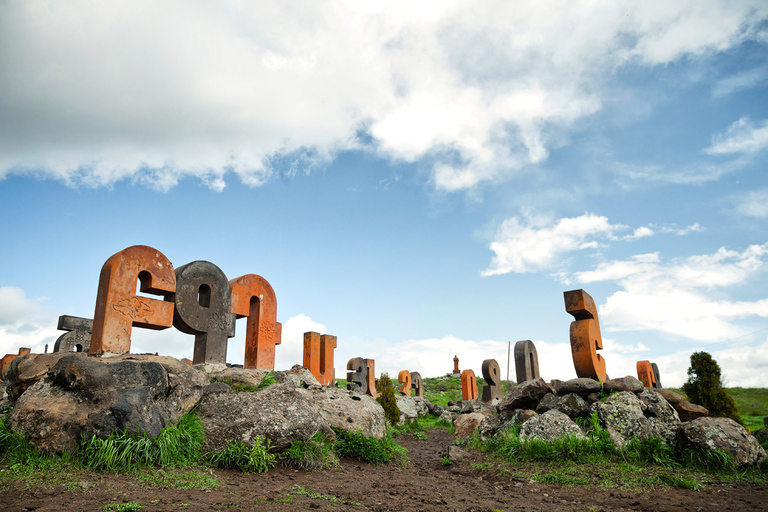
[1,1,768,388]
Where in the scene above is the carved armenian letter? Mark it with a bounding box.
[346,357,368,393]
[229,274,282,369]
[365,358,379,397]
[0,348,31,381]
[173,261,235,365]
[514,340,540,383]
[54,315,93,353]
[481,359,502,402]
[564,289,607,381]
[90,245,176,356]
[303,332,337,386]
[461,369,478,400]
[651,362,663,389]
[636,360,655,388]
[398,370,412,396]
[411,371,423,398]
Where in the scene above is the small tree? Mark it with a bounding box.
[681,351,742,425]
[375,374,401,426]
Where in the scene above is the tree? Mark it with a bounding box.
[375,374,401,426]
[681,351,742,425]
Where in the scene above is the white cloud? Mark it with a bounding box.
[731,188,768,218]
[573,243,768,341]
[0,286,59,357]
[1,1,767,192]
[483,213,631,276]
[704,117,768,155]
[660,223,703,235]
[712,67,767,97]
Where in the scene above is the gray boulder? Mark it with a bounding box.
[7,354,208,454]
[4,352,88,401]
[558,378,601,396]
[536,393,589,418]
[454,412,485,441]
[519,410,586,442]
[592,391,653,447]
[602,376,644,394]
[637,388,680,445]
[208,367,272,388]
[499,378,551,411]
[395,395,420,423]
[657,388,708,422]
[296,385,386,438]
[197,382,334,452]
[677,417,767,467]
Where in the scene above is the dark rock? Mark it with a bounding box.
[558,378,601,396]
[677,417,766,467]
[4,352,88,401]
[602,376,644,394]
[478,414,502,440]
[202,381,235,397]
[657,388,708,422]
[586,393,600,404]
[499,378,551,411]
[591,391,653,447]
[637,388,680,445]
[536,393,589,418]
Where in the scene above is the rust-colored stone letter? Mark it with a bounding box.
[398,370,412,396]
[230,274,282,369]
[462,369,478,400]
[90,245,176,356]
[365,358,379,398]
[636,360,655,388]
[564,289,607,382]
[303,332,337,386]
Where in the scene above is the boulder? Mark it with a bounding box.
[677,417,767,467]
[413,398,429,417]
[437,410,456,425]
[602,376,644,394]
[454,412,485,441]
[7,354,208,454]
[592,391,652,447]
[396,395,420,423]
[202,381,235,397]
[4,352,88,401]
[558,378,601,396]
[447,445,471,463]
[499,378,551,412]
[500,408,538,425]
[274,365,321,388]
[208,367,272,388]
[296,385,386,438]
[637,389,680,445]
[197,382,334,452]
[536,393,589,418]
[519,410,586,442]
[477,414,502,440]
[657,389,708,422]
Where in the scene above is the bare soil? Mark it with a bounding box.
[1,429,765,512]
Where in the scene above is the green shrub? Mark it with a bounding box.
[376,374,401,426]
[682,352,742,425]
[280,432,338,470]
[206,436,275,473]
[333,428,408,466]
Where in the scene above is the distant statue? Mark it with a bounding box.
[453,355,460,374]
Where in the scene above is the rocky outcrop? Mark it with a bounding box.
[657,388,708,422]
[536,393,589,418]
[519,410,586,442]
[602,376,644,394]
[637,389,681,445]
[557,378,601,396]
[591,391,652,447]
[297,385,386,438]
[4,352,88,401]
[678,417,767,467]
[499,378,551,411]
[7,354,208,454]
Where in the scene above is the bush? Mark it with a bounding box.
[681,351,742,425]
[375,374,401,426]
[206,436,275,473]
[333,428,408,466]
[280,432,338,470]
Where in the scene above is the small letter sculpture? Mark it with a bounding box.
[303,332,337,386]
[461,369,478,400]
[636,360,655,388]
[173,261,236,365]
[53,315,93,353]
[346,357,367,393]
[90,245,176,356]
[229,274,282,369]
[564,289,607,382]
[514,340,540,383]
[365,359,379,397]
[481,359,502,402]
[398,370,412,396]
[651,363,663,389]
[0,348,31,381]
[411,371,423,398]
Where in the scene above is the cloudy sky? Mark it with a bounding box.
[2,1,768,387]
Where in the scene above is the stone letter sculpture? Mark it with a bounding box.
[636,360,655,388]
[461,369,478,400]
[229,274,282,369]
[346,357,367,393]
[0,348,31,381]
[90,245,176,356]
[564,289,607,381]
[173,261,235,365]
[398,370,412,396]
[365,358,379,397]
[651,362,662,389]
[303,332,337,386]
[481,359,502,402]
[53,315,93,353]
[411,371,423,398]
[514,340,540,383]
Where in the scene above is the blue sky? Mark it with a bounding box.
[2,1,768,387]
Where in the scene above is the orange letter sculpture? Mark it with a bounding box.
[90,245,176,356]
[461,369,478,400]
[365,358,379,398]
[303,332,337,386]
[636,360,655,388]
[0,347,31,381]
[398,370,412,396]
[230,274,282,369]
[564,289,607,382]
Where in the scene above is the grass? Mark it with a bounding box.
[333,428,408,466]
[280,432,338,470]
[211,371,276,393]
[206,437,275,473]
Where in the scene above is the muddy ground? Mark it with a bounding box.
[1,429,765,512]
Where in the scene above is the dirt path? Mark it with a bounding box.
[1,429,765,511]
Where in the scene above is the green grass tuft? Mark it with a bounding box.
[280,432,338,470]
[333,428,408,466]
[206,437,275,473]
